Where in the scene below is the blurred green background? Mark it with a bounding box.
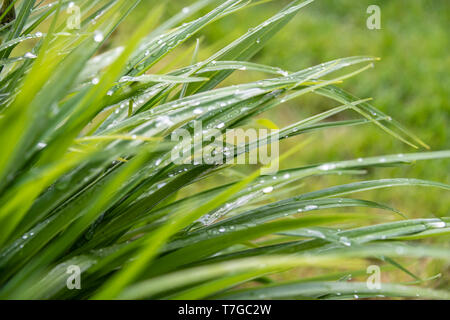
[120,0,450,218]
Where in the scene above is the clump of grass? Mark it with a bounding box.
[0,0,448,300]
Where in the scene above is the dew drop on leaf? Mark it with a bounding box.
[94,31,104,43]
[24,52,37,59]
[263,186,274,194]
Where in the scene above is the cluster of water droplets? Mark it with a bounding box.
[0,32,45,51]
[197,193,255,227]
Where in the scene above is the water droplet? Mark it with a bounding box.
[339,236,352,246]
[24,52,37,59]
[94,31,104,43]
[319,163,336,171]
[428,221,446,228]
[157,182,167,189]
[263,186,274,194]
